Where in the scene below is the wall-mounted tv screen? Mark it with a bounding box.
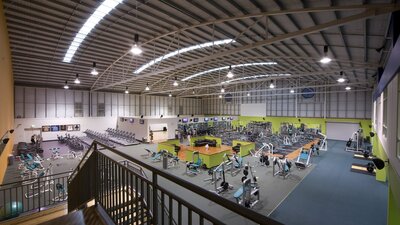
[214,117,218,121]
[222,117,226,121]
[139,119,145,124]
[50,125,60,132]
[204,117,209,122]
[129,118,134,123]
[193,118,199,122]
[182,118,188,123]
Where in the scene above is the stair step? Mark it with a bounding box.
[0,204,67,225]
[38,205,106,225]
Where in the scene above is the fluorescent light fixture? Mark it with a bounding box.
[63,0,122,63]
[320,57,332,64]
[218,95,222,98]
[74,74,80,84]
[173,77,179,86]
[125,87,129,94]
[131,44,143,55]
[320,45,331,64]
[64,81,69,89]
[134,39,235,74]
[145,83,150,91]
[227,65,233,78]
[221,74,291,84]
[91,62,98,75]
[247,93,251,96]
[269,83,275,89]
[290,89,295,93]
[345,86,351,90]
[337,78,346,83]
[337,71,345,83]
[182,62,278,81]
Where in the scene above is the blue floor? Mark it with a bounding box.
[270,140,388,225]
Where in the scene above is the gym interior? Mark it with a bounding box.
[0,1,399,225]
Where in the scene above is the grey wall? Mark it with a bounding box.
[203,86,372,119]
[14,86,203,118]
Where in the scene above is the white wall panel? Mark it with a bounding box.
[241,103,266,116]
[327,122,359,140]
[56,103,65,118]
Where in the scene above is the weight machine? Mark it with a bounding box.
[52,183,68,202]
[294,148,312,169]
[186,151,202,176]
[317,132,328,151]
[345,129,367,153]
[273,157,292,179]
[225,153,243,176]
[210,162,233,195]
[234,163,259,208]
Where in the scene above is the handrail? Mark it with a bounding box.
[0,171,70,221]
[68,142,96,182]
[117,160,149,180]
[94,141,282,225]
[0,171,70,188]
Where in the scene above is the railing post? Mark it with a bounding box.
[152,173,158,224]
[37,176,41,212]
[94,142,98,206]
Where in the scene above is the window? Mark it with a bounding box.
[74,103,83,117]
[383,88,388,137]
[97,103,105,117]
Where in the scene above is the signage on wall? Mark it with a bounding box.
[301,88,315,99]
[42,124,80,132]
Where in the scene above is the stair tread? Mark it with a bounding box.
[38,206,106,225]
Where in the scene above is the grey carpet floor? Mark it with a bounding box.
[100,143,323,225]
[269,140,388,225]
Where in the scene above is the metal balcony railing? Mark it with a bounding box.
[68,141,283,225]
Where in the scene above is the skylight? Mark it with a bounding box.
[133,39,235,74]
[63,0,123,63]
[181,62,277,81]
[220,74,291,84]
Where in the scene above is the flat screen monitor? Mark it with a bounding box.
[214,117,218,121]
[50,125,60,132]
[139,119,145,124]
[204,117,209,122]
[182,118,188,123]
[193,118,199,122]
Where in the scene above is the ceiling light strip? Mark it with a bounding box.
[63,0,123,63]
[182,62,277,81]
[134,39,235,74]
[221,74,291,84]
